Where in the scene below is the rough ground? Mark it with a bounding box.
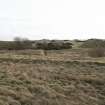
[0,49,105,105]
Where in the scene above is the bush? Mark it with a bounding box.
[47,42,61,50]
[88,48,105,57]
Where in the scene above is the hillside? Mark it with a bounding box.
[80,39,105,48]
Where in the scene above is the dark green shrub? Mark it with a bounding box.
[35,41,72,50]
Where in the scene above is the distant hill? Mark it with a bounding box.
[80,39,105,48]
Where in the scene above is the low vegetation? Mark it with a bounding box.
[88,48,105,57]
[0,59,105,105]
[0,38,105,105]
[35,40,72,50]
[0,38,72,50]
[81,39,105,48]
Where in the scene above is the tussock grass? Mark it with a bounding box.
[0,50,105,104]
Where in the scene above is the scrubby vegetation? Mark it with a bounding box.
[35,40,72,50]
[81,39,105,48]
[0,58,105,105]
[0,38,72,50]
[80,39,105,57]
[0,38,105,105]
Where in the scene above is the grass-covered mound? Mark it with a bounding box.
[81,39,105,48]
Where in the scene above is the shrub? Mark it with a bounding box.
[36,42,48,50]
[47,42,61,50]
[88,48,105,57]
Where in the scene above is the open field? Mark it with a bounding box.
[0,49,105,105]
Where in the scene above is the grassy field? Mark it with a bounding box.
[0,49,105,105]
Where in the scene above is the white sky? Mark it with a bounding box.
[0,0,105,40]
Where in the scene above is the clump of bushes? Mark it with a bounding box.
[0,38,72,50]
[88,48,105,57]
[35,40,72,50]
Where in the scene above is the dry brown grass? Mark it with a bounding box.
[0,49,105,105]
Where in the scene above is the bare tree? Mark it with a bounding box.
[13,37,30,50]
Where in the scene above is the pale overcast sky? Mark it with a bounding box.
[0,0,105,40]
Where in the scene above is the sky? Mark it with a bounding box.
[0,0,105,40]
